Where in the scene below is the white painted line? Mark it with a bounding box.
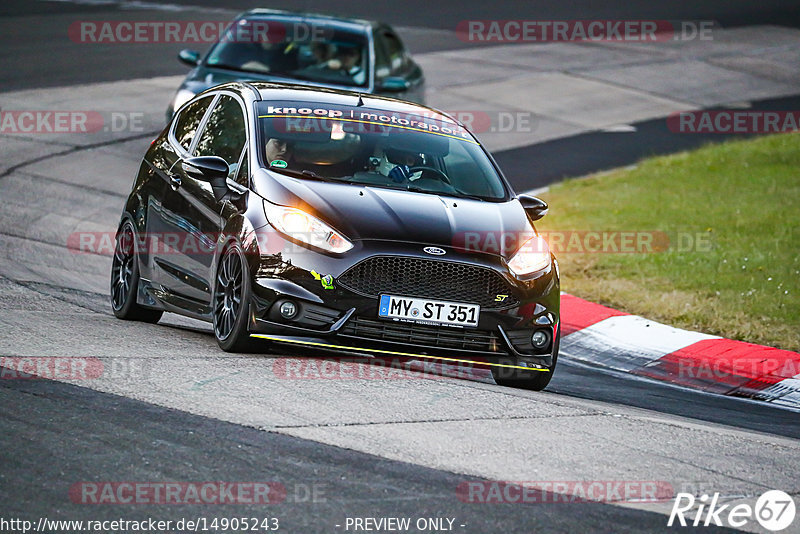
[523,186,549,196]
[601,124,637,133]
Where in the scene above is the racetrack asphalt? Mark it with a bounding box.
[3,0,800,91]
[0,373,743,533]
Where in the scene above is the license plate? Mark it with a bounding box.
[378,295,480,327]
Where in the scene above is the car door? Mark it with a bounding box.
[157,93,248,305]
[145,94,214,296]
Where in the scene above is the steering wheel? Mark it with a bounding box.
[408,166,451,185]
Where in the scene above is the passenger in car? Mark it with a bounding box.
[324,45,365,85]
[310,42,334,67]
[339,45,365,84]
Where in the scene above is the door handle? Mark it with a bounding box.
[169,173,182,190]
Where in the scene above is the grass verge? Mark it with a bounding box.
[538,133,799,351]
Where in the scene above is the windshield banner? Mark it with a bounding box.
[260,104,474,142]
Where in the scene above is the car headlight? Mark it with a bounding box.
[172,89,196,113]
[508,235,551,276]
[264,202,353,254]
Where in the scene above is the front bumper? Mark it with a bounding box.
[245,241,560,371]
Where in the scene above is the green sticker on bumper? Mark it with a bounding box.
[311,270,335,290]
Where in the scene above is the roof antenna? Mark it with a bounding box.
[357,94,365,107]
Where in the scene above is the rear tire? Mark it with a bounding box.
[213,242,258,352]
[492,327,560,391]
[110,220,163,323]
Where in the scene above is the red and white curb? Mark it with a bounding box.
[559,294,800,409]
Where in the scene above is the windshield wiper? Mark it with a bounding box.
[406,185,487,201]
[206,62,245,71]
[450,190,488,201]
[208,62,285,76]
[405,185,437,194]
[268,167,337,183]
[288,70,361,87]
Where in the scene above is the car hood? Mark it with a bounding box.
[253,170,532,259]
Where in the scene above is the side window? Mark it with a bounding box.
[193,95,247,167]
[381,31,407,74]
[235,148,249,187]
[373,30,390,80]
[173,95,213,151]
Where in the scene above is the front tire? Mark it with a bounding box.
[213,242,257,352]
[110,220,163,323]
[492,327,560,391]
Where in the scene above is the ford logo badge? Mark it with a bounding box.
[423,247,446,255]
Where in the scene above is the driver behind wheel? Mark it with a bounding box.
[377,147,424,183]
[265,138,294,166]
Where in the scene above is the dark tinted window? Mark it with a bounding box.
[381,31,407,74]
[373,30,390,80]
[173,96,213,151]
[194,95,246,166]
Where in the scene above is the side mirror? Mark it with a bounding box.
[518,194,549,221]
[182,156,231,202]
[376,76,409,92]
[178,49,201,66]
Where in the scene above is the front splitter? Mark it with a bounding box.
[249,334,549,372]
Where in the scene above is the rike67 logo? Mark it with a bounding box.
[669,490,796,531]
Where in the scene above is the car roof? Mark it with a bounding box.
[238,8,377,32]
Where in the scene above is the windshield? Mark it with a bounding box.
[205,19,369,88]
[256,101,509,201]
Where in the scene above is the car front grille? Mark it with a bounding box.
[337,256,519,309]
[339,316,503,353]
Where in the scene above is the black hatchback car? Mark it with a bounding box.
[112,82,560,390]
[167,9,424,120]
